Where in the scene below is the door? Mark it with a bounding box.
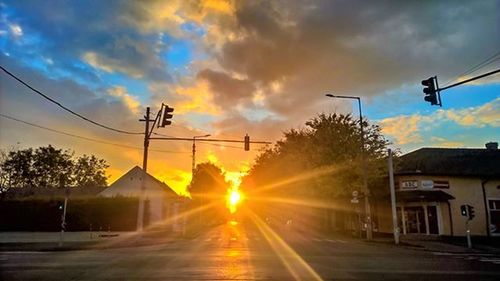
[405,207,426,234]
[427,206,439,234]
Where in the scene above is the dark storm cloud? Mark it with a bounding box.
[197,68,255,107]
[209,0,500,116]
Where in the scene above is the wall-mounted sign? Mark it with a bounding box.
[401,180,418,189]
[421,180,434,189]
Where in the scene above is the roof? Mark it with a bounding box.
[396,147,500,178]
[396,190,455,202]
[99,166,178,198]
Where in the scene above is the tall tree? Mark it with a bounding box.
[243,113,391,200]
[0,145,109,189]
[32,145,74,188]
[189,162,229,199]
[73,155,109,188]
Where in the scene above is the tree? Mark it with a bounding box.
[73,155,109,188]
[189,162,229,199]
[0,145,109,189]
[1,148,35,188]
[188,162,230,224]
[241,113,391,231]
[32,145,74,188]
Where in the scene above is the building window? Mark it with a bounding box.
[488,199,500,235]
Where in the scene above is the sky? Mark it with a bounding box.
[0,0,499,195]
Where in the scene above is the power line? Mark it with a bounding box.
[0,65,144,135]
[442,51,500,87]
[0,113,189,154]
[197,140,245,150]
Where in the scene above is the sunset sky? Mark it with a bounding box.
[1,0,499,195]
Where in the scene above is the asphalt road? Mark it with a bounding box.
[2,220,500,281]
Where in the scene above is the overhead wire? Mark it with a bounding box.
[442,51,500,87]
[0,113,189,154]
[0,65,144,135]
[197,141,245,150]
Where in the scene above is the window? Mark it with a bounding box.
[488,199,500,235]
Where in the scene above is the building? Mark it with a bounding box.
[377,142,500,237]
[99,166,185,230]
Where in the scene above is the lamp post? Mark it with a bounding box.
[325,94,372,240]
[192,134,211,176]
[192,134,211,225]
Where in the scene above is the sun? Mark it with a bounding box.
[229,189,241,206]
[227,189,243,214]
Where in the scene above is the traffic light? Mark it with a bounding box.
[460,205,468,217]
[244,134,250,151]
[422,77,440,106]
[159,104,174,127]
[57,201,64,211]
[467,205,475,220]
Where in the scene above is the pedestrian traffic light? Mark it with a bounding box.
[460,205,468,217]
[467,205,475,220]
[422,77,440,106]
[244,134,250,151]
[159,104,174,127]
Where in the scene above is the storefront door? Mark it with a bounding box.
[405,207,426,234]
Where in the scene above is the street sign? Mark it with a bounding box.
[352,191,359,197]
[351,198,359,204]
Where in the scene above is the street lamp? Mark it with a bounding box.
[325,93,373,240]
[192,134,211,175]
[192,134,210,225]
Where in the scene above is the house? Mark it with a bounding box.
[376,142,500,237]
[99,166,185,231]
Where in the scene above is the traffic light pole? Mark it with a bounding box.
[439,68,500,92]
[466,219,472,248]
[137,107,150,232]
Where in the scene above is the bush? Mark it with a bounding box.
[0,197,149,231]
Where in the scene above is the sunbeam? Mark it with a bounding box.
[248,209,324,281]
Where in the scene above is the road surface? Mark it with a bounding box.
[2,220,500,280]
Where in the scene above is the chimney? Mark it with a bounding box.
[485,142,498,150]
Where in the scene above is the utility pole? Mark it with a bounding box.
[388,149,399,244]
[325,94,373,240]
[137,107,150,232]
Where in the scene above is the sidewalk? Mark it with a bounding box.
[0,231,178,251]
[368,236,500,254]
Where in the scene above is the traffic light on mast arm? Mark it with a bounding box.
[159,104,174,127]
[467,205,475,220]
[422,77,441,106]
[244,134,250,151]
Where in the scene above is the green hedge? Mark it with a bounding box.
[0,197,149,231]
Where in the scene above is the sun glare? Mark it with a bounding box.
[227,189,243,214]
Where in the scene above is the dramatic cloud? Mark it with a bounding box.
[197,68,255,108]
[2,1,499,192]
